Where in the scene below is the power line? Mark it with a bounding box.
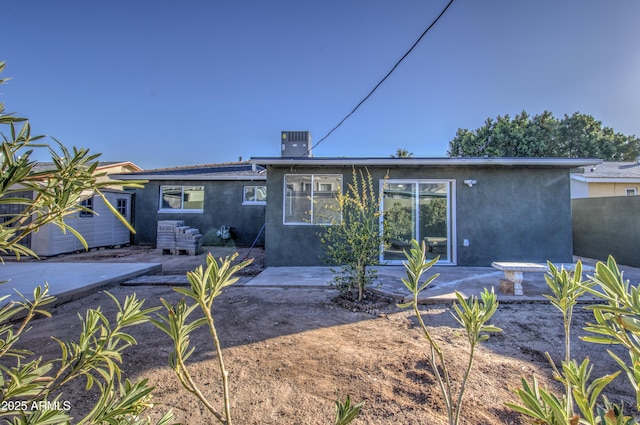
[309,0,456,155]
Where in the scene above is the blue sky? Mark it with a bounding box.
[2,1,639,169]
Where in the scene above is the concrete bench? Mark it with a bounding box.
[491,261,594,295]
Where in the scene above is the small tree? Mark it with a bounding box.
[399,239,501,425]
[153,253,252,425]
[507,259,636,424]
[319,167,386,302]
[584,256,640,413]
[153,253,364,425]
[0,62,139,258]
[0,61,169,424]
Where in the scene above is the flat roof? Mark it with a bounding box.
[250,157,602,168]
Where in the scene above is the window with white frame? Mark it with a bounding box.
[243,185,267,204]
[116,198,128,217]
[284,174,341,224]
[79,197,94,217]
[159,185,204,212]
[626,188,637,196]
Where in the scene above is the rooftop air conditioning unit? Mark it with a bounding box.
[281,131,312,157]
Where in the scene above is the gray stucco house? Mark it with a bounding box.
[112,162,266,247]
[249,156,598,267]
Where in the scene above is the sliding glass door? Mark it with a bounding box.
[381,180,454,264]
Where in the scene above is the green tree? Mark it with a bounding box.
[385,201,412,242]
[532,110,560,157]
[319,167,386,302]
[420,197,447,237]
[0,61,170,424]
[556,113,608,159]
[447,110,640,160]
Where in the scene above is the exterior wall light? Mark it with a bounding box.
[463,179,477,187]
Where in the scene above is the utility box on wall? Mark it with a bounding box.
[281,131,311,158]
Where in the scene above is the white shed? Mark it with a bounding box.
[30,190,133,256]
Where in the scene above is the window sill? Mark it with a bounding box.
[283,222,337,226]
[158,209,204,214]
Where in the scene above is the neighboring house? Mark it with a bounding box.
[571,161,640,267]
[3,161,140,257]
[249,156,599,268]
[94,161,143,184]
[570,161,640,198]
[33,161,142,188]
[112,162,267,247]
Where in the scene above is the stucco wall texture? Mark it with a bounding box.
[264,165,574,267]
[131,180,265,247]
[573,196,640,267]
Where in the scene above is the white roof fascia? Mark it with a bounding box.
[250,157,602,167]
[571,175,640,183]
[96,161,143,172]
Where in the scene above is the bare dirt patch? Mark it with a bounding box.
[14,246,637,424]
[35,244,264,277]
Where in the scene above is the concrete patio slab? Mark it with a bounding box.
[3,255,640,309]
[244,266,335,288]
[0,262,161,306]
[246,265,560,303]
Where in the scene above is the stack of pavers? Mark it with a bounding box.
[156,220,182,254]
[156,220,203,255]
[174,225,203,255]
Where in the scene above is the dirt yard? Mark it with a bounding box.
[12,246,638,424]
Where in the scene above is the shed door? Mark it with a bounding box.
[381,180,454,264]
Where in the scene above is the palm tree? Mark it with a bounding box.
[391,148,414,158]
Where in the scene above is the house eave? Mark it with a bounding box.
[250,157,602,168]
[571,175,640,183]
